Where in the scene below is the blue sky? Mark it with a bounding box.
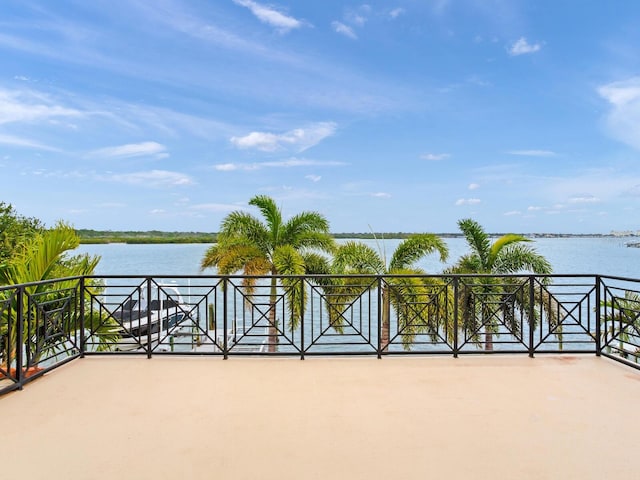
[1,0,639,233]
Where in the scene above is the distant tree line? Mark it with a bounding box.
[76,230,615,244]
[76,229,218,244]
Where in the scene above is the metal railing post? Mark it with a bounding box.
[377,276,382,359]
[79,277,85,358]
[528,276,535,358]
[595,275,601,357]
[453,277,459,358]
[300,278,305,360]
[146,278,152,359]
[15,286,24,389]
[223,278,228,360]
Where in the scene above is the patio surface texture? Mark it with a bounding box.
[3,355,639,480]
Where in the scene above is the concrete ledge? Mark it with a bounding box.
[2,355,639,479]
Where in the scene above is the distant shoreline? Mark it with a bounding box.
[76,229,636,245]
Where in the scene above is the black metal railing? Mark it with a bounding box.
[2,273,640,395]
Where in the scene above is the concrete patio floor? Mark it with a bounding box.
[2,355,639,479]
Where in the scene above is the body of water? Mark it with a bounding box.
[74,237,640,279]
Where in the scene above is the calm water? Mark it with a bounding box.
[74,237,640,279]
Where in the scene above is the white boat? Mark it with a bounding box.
[111,285,192,352]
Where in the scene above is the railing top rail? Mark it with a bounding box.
[598,274,640,283]
[0,275,84,292]
[82,273,605,280]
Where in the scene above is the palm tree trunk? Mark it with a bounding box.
[268,275,278,353]
[381,287,390,353]
[483,303,494,351]
[478,285,495,351]
[485,331,494,351]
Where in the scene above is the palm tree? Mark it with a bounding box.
[200,195,335,352]
[328,234,449,351]
[449,218,552,350]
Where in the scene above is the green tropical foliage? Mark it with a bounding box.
[325,234,449,350]
[0,202,43,267]
[200,195,335,351]
[448,218,554,349]
[0,223,118,367]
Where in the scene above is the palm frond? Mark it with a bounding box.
[385,274,443,349]
[458,218,491,267]
[487,234,530,268]
[493,244,552,275]
[249,195,282,243]
[0,222,79,286]
[272,245,306,276]
[281,212,330,242]
[202,243,269,275]
[301,252,332,276]
[332,241,385,274]
[273,245,306,329]
[447,254,482,274]
[388,233,449,272]
[321,276,375,334]
[219,212,271,254]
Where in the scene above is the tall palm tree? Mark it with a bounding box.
[449,218,552,350]
[328,234,449,351]
[200,195,335,352]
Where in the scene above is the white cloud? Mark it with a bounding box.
[0,133,60,151]
[504,211,521,216]
[0,87,83,125]
[468,183,480,190]
[107,170,194,187]
[214,158,346,171]
[389,8,405,19]
[190,203,246,213]
[233,0,304,33]
[507,150,556,157]
[91,141,168,159]
[568,195,600,204]
[371,192,391,198]
[150,209,166,214]
[421,153,450,161]
[305,174,321,182]
[230,131,280,151]
[261,158,344,168]
[332,21,357,40]
[508,37,542,56]
[345,5,371,26]
[230,122,337,152]
[598,77,640,150]
[215,163,241,171]
[455,198,481,206]
[527,206,543,211]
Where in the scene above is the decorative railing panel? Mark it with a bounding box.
[303,275,377,355]
[530,276,596,353]
[3,273,640,395]
[600,276,640,365]
[1,278,83,395]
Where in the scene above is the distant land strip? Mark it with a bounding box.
[76,229,630,245]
